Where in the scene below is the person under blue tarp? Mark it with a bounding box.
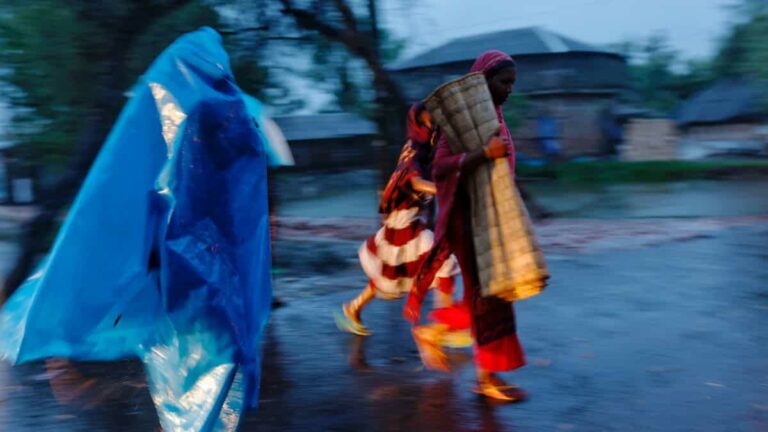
[0,27,272,432]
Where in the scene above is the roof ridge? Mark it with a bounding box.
[391,26,614,70]
[532,27,568,53]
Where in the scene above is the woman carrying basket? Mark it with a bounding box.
[405,50,535,402]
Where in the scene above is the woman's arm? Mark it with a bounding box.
[432,135,508,181]
[410,177,437,195]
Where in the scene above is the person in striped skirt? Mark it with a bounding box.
[336,104,461,337]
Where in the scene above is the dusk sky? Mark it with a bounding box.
[381,0,735,61]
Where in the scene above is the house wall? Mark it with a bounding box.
[678,122,768,159]
[620,119,679,161]
[511,94,617,159]
[284,136,388,171]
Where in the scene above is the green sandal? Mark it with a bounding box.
[334,306,371,336]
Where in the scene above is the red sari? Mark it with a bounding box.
[409,50,525,372]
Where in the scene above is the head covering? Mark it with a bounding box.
[468,50,515,144]
[405,102,437,178]
[378,103,437,214]
[406,102,434,145]
[470,50,515,75]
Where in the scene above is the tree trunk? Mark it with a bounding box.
[278,0,408,187]
[2,1,192,299]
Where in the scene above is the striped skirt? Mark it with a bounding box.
[359,207,459,299]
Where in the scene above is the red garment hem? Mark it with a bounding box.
[429,303,472,330]
[436,277,454,294]
[428,303,471,331]
[474,334,526,372]
[429,306,526,372]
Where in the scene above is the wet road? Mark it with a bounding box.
[277,174,768,220]
[0,361,158,431]
[249,222,768,431]
[1,220,767,431]
[525,180,768,219]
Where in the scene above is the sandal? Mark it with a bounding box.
[472,380,527,402]
[334,305,371,336]
[438,329,473,348]
[412,326,450,371]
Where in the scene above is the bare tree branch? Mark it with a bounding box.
[277,0,408,190]
[219,25,271,35]
[263,35,315,41]
[331,0,358,33]
[278,0,403,102]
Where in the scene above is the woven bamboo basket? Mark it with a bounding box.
[424,73,548,301]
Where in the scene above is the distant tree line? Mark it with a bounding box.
[618,0,768,113]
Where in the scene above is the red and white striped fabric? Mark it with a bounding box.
[359,206,459,299]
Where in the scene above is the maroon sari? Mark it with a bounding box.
[409,50,526,372]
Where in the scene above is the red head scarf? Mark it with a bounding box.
[469,50,515,152]
[470,50,515,74]
[379,104,436,214]
[406,102,434,144]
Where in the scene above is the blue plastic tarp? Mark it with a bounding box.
[244,95,294,167]
[0,27,272,431]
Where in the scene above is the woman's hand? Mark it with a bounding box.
[483,136,508,160]
[458,132,507,173]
